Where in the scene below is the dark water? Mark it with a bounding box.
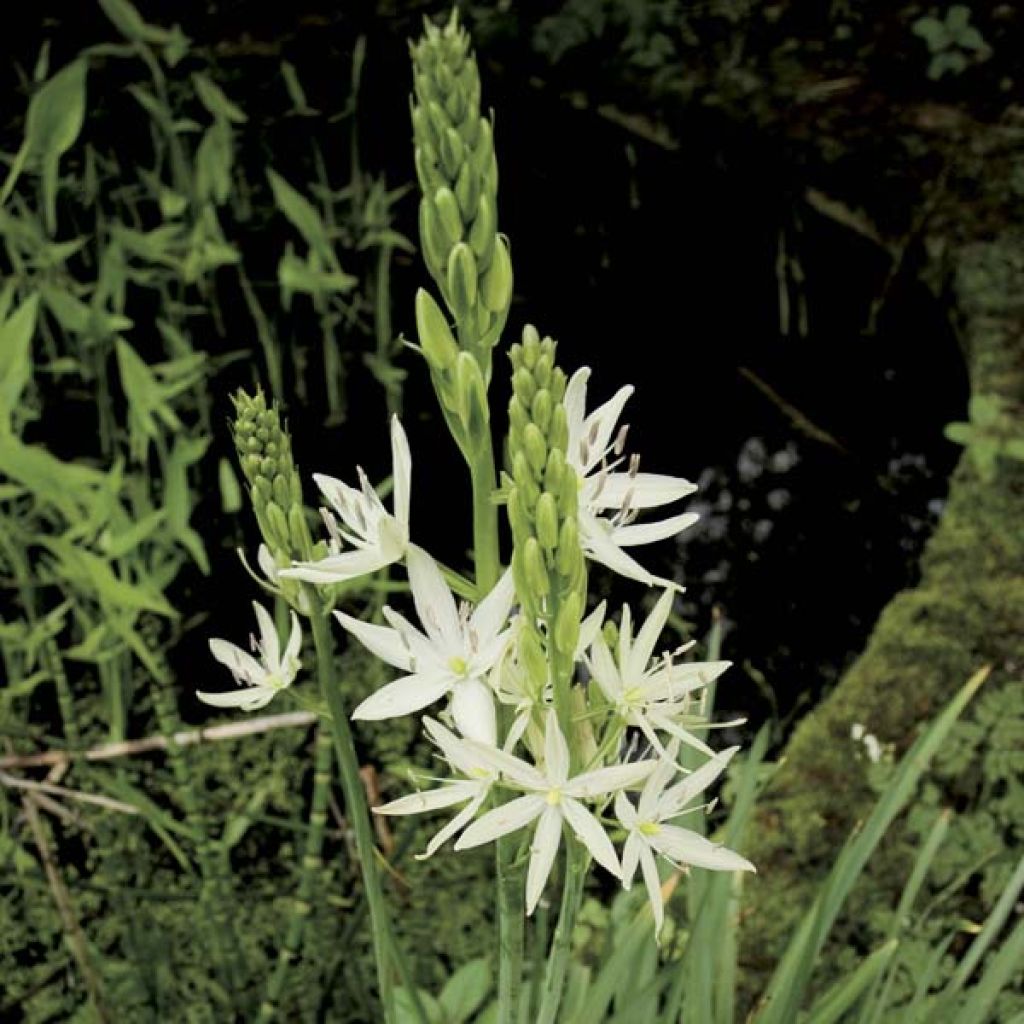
[3,4,966,733]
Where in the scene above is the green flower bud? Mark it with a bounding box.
[272,473,291,509]
[535,492,559,551]
[287,504,312,559]
[556,516,581,578]
[523,537,550,597]
[523,423,547,474]
[440,125,465,177]
[548,404,569,454]
[544,447,566,494]
[512,452,540,507]
[447,242,478,319]
[455,351,489,441]
[416,288,459,372]
[434,187,463,247]
[519,624,548,688]
[420,199,449,276]
[265,501,290,551]
[554,592,583,658]
[480,235,512,314]
[507,487,532,540]
[558,464,578,519]
[531,389,553,433]
[508,394,529,440]
[455,162,478,224]
[469,193,496,267]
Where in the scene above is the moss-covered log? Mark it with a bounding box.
[739,232,1024,1001]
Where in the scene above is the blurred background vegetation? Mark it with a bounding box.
[0,1,1021,1021]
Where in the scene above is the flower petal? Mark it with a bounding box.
[582,385,634,473]
[564,367,591,458]
[562,798,619,878]
[660,747,739,813]
[333,610,412,671]
[526,806,564,915]
[374,780,479,816]
[543,710,570,787]
[390,415,412,530]
[418,788,489,860]
[627,589,675,682]
[351,672,451,721]
[407,545,461,649]
[653,825,754,873]
[640,846,665,937]
[196,686,273,709]
[588,472,697,511]
[283,611,303,678]
[450,678,497,745]
[612,512,699,548]
[638,738,682,820]
[282,548,393,584]
[469,567,515,646]
[251,602,280,669]
[586,633,623,704]
[615,790,638,831]
[208,638,265,686]
[621,830,641,888]
[565,759,658,799]
[577,600,606,658]
[462,738,547,791]
[455,794,545,850]
[579,511,682,591]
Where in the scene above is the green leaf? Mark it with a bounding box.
[193,72,247,124]
[438,958,491,1023]
[0,293,40,431]
[218,456,243,513]
[754,666,990,1024]
[267,168,333,263]
[195,120,233,205]
[803,940,899,1024]
[395,987,442,1024]
[18,60,88,233]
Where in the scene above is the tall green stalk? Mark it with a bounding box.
[535,843,586,1024]
[305,588,421,1024]
[257,720,333,1022]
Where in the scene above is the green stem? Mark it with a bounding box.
[258,720,333,1022]
[469,438,525,1024]
[535,842,587,1024]
[304,589,423,1024]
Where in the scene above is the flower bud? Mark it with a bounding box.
[440,125,464,179]
[480,235,511,314]
[434,187,463,247]
[519,624,548,688]
[535,492,559,551]
[544,447,566,495]
[265,501,290,551]
[523,537,549,598]
[455,162,478,223]
[531,389,552,433]
[554,591,582,658]
[416,288,458,372]
[523,423,547,475]
[507,487,532,540]
[447,242,478,320]
[469,193,496,267]
[454,351,489,442]
[548,404,569,452]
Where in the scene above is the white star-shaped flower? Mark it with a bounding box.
[336,545,514,744]
[373,718,497,860]
[586,589,731,759]
[455,711,658,914]
[564,367,698,589]
[283,415,412,585]
[615,740,754,936]
[198,601,302,711]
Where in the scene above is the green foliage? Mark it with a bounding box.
[912,6,989,80]
[944,394,1024,482]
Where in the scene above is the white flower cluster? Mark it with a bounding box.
[201,366,753,934]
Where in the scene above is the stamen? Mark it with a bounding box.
[614,424,631,457]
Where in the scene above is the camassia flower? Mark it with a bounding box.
[198,601,302,712]
[336,545,514,744]
[455,711,658,914]
[283,415,412,585]
[373,718,498,860]
[586,589,731,758]
[564,367,698,589]
[615,741,754,936]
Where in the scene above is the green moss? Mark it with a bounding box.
[739,233,1024,1008]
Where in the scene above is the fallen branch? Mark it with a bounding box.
[0,709,317,769]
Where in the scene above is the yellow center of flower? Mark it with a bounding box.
[639,822,661,836]
[623,686,645,706]
[545,789,562,806]
[448,656,469,676]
